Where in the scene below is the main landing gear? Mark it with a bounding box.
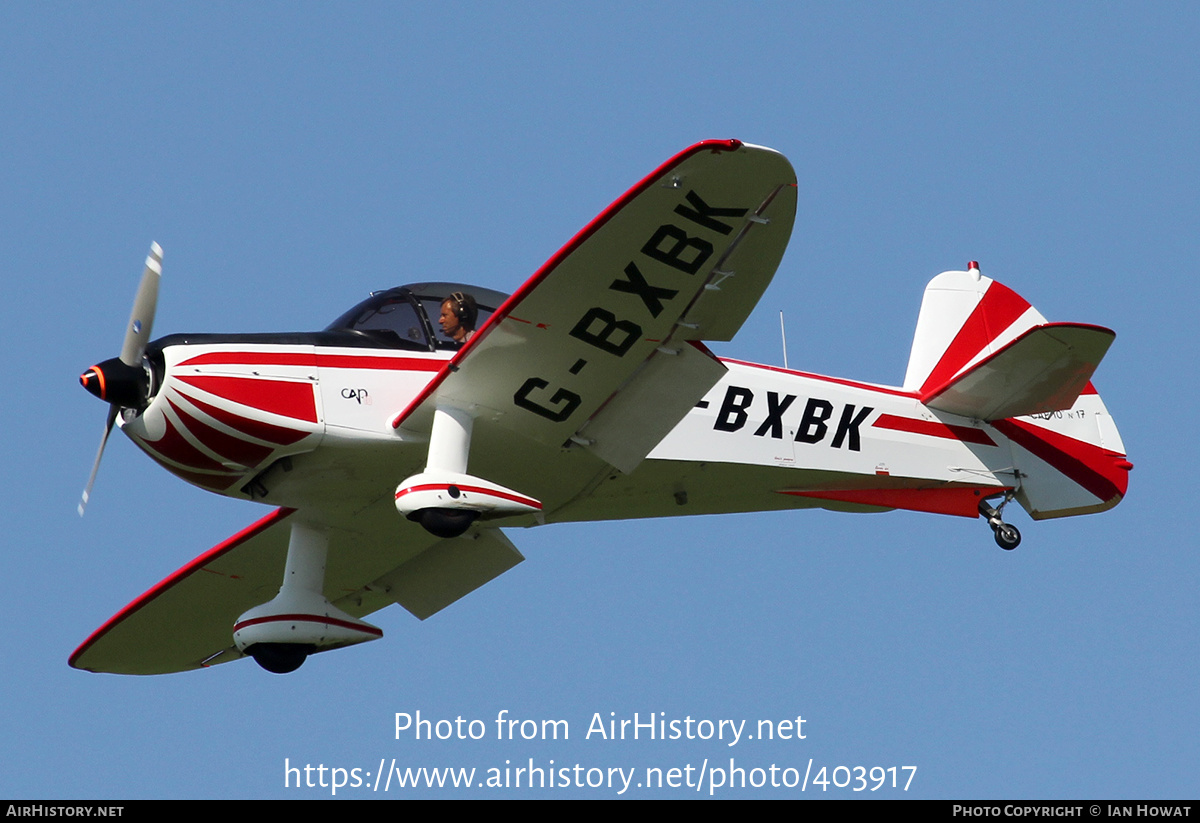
[394,406,541,538]
[979,492,1021,551]
[233,521,383,673]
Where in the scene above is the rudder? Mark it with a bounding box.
[903,263,1047,394]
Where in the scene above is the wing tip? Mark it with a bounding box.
[68,507,295,676]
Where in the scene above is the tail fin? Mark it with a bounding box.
[905,264,1131,519]
[904,264,1114,420]
[903,264,1045,393]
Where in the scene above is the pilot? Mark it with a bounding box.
[439,291,478,345]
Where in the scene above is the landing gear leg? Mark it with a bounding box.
[395,405,541,536]
[979,492,1021,551]
[234,521,382,672]
[409,406,478,539]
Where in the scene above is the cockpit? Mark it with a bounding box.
[325,282,509,352]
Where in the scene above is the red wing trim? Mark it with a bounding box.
[687,339,722,363]
[70,508,295,670]
[391,139,746,430]
[991,418,1130,502]
[872,413,997,447]
[780,486,1005,518]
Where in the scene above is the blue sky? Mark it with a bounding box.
[2,4,1196,798]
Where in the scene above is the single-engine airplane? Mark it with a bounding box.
[72,140,1131,675]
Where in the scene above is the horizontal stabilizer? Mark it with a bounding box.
[921,322,1115,420]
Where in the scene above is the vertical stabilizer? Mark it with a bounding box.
[903,265,1047,393]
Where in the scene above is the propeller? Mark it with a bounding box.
[77,242,163,515]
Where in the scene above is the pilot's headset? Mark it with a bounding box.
[448,291,478,331]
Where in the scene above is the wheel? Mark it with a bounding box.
[408,507,479,539]
[993,523,1021,551]
[248,643,311,674]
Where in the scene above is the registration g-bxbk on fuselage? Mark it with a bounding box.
[73,140,1131,675]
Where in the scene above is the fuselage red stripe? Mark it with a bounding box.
[316,354,444,371]
[139,411,235,472]
[178,351,445,372]
[719,359,918,398]
[175,388,309,446]
[176,375,318,423]
[167,397,275,468]
[781,485,1006,519]
[872,413,997,446]
[180,352,316,368]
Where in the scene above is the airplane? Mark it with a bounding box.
[71,140,1132,676]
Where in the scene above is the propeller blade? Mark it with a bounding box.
[119,242,162,367]
[78,406,119,516]
[79,242,163,515]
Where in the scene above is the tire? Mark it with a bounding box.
[993,524,1021,551]
[248,643,311,674]
[409,507,479,539]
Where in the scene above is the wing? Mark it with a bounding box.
[70,502,523,675]
[394,140,797,473]
[72,142,797,674]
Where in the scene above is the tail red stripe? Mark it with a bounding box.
[992,418,1128,502]
[920,280,1031,395]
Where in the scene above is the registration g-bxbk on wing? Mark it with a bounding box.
[72,140,1132,675]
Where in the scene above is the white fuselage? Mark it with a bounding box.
[120,338,1054,527]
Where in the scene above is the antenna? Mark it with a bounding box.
[779,310,789,370]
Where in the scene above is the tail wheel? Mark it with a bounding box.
[993,524,1021,551]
